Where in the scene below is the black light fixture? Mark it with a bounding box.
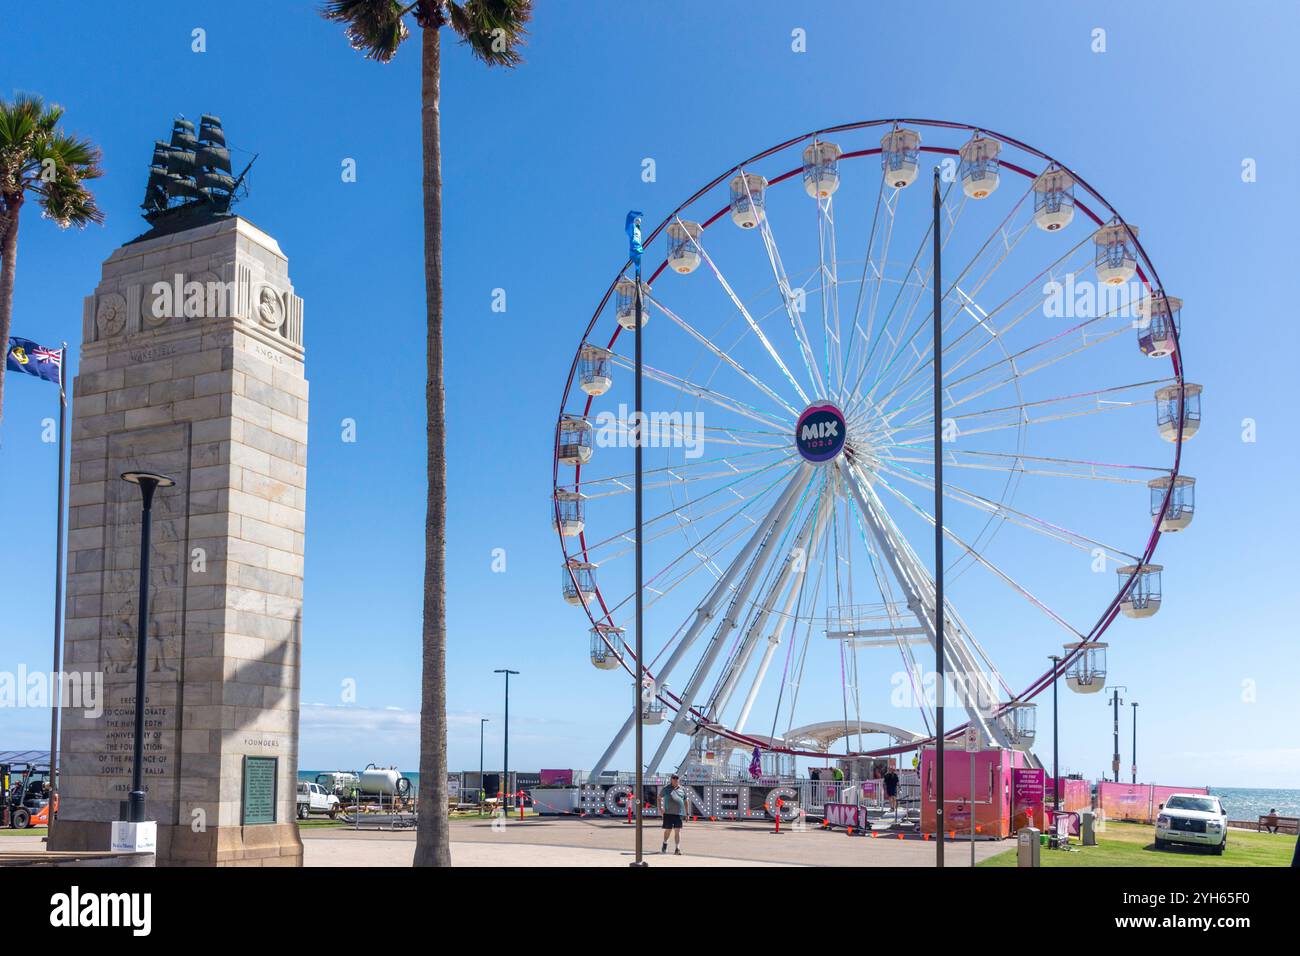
[493,669,519,808]
[1130,701,1139,784]
[120,471,176,824]
[1048,654,1063,817]
[479,716,489,804]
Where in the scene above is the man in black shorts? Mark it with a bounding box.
[883,766,900,817]
[659,773,687,854]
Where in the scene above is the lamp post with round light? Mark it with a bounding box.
[120,471,175,824]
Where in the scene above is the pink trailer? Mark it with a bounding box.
[920,747,1045,838]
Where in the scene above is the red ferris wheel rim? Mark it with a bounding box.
[553,117,1186,761]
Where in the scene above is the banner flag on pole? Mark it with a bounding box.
[625,210,644,266]
[6,336,63,386]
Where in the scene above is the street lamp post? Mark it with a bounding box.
[931,168,945,869]
[1048,655,1062,816]
[1107,686,1127,782]
[479,716,489,804]
[1131,702,1139,784]
[494,669,518,808]
[120,471,175,824]
[626,211,649,869]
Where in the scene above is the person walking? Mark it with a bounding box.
[884,765,900,818]
[659,773,687,855]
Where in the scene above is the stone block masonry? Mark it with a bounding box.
[51,216,308,866]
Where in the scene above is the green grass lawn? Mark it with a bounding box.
[979,822,1294,867]
[0,826,46,837]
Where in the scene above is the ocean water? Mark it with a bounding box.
[1207,788,1300,821]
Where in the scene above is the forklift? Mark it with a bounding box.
[1,759,53,829]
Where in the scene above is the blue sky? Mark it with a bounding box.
[2,0,1298,789]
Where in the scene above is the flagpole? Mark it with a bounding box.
[48,343,68,829]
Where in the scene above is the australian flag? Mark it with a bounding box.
[6,337,62,386]
[748,745,762,779]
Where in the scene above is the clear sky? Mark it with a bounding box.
[2,0,1298,789]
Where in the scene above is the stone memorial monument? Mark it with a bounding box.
[49,116,308,865]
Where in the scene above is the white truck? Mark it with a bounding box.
[1155,793,1228,854]
[296,781,341,820]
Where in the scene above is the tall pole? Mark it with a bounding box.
[1048,655,1061,815]
[121,471,174,824]
[632,258,646,868]
[931,168,945,868]
[1108,686,1125,782]
[1131,702,1139,784]
[47,343,68,829]
[479,717,488,803]
[494,669,518,807]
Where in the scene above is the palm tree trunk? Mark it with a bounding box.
[413,23,451,867]
[0,195,22,428]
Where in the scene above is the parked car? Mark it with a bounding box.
[296,781,340,820]
[1155,793,1228,854]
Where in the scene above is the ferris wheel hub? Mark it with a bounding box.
[795,402,848,464]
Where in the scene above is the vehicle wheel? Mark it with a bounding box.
[12,807,31,829]
[327,808,338,819]
[1154,837,1165,849]
[1214,839,1226,855]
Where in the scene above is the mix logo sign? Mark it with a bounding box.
[795,402,846,463]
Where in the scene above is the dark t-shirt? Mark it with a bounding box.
[662,785,687,816]
[883,771,899,796]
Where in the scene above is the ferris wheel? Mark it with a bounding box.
[552,118,1200,778]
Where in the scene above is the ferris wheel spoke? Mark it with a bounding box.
[577,455,798,560]
[871,229,1093,422]
[889,377,1171,444]
[645,465,815,773]
[839,458,1017,742]
[604,352,788,431]
[867,219,1038,416]
[740,178,828,400]
[815,195,845,399]
[844,499,936,734]
[842,183,897,396]
[857,185,1041,424]
[730,484,834,735]
[875,459,1141,564]
[644,287,801,419]
[696,241,811,407]
[572,443,791,498]
[592,462,804,628]
[868,470,1086,642]
[707,478,828,722]
[845,185,978,422]
[879,448,1171,486]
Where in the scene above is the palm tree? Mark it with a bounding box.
[320,0,531,867]
[0,94,104,427]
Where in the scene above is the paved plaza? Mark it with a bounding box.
[303,817,1009,867]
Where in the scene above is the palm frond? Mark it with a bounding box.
[321,0,412,62]
[446,0,531,67]
[0,95,103,229]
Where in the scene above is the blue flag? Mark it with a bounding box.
[625,210,644,265]
[6,337,63,386]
